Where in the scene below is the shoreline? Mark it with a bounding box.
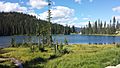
[81,34,120,36]
[0,42,119,48]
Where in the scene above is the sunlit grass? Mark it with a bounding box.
[2,47,54,61]
[45,44,120,68]
[0,46,54,67]
[1,44,120,68]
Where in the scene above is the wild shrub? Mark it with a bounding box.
[61,48,70,54]
[49,54,58,60]
[10,36,16,47]
[59,42,63,52]
[116,43,120,48]
[64,38,68,45]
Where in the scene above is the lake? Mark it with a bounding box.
[0,34,120,47]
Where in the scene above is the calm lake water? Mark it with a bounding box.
[0,34,120,47]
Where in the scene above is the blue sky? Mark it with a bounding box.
[0,0,120,27]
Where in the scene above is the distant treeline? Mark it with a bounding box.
[81,17,120,34]
[0,12,76,36]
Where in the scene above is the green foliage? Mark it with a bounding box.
[30,45,35,52]
[71,25,76,33]
[2,44,120,68]
[60,42,63,51]
[64,25,71,35]
[53,41,59,54]
[64,38,68,45]
[0,12,74,36]
[1,46,54,67]
[10,36,16,47]
[45,44,120,68]
[55,41,59,53]
[116,43,120,48]
[0,61,16,68]
[81,17,120,35]
[60,48,70,54]
[88,21,93,34]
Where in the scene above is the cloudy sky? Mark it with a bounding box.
[0,0,120,27]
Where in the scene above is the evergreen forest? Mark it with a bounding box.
[0,12,76,36]
[81,17,120,34]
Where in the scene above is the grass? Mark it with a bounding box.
[0,46,54,67]
[82,34,120,36]
[1,44,120,68]
[45,44,120,68]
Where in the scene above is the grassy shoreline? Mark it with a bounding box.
[81,34,120,36]
[1,44,120,68]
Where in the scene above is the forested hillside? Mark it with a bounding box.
[0,12,76,36]
[81,17,120,34]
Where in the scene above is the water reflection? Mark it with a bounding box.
[0,35,120,47]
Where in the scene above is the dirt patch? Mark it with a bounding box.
[0,49,9,54]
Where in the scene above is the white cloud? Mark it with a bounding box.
[71,20,94,27]
[27,6,82,27]
[38,6,94,27]
[0,1,27,12]
[79,21,95,27]
[51,6,74,19]
[71,22,87,27]
[75,0,81,4]
[82,17,91,20]
[28,0,48,9]
[28,12,38,16]
[112,6,120,13]
[39,6,78,26]
[75,0,93,4]
[114,16,120,20]
[38,6,84,27]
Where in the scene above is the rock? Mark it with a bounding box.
[105,66,116,68]
[116,64,120,68]
[105,64,120,68]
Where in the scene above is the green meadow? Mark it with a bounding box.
[1,44,120,68]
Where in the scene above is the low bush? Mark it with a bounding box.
[116,43,120,48]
